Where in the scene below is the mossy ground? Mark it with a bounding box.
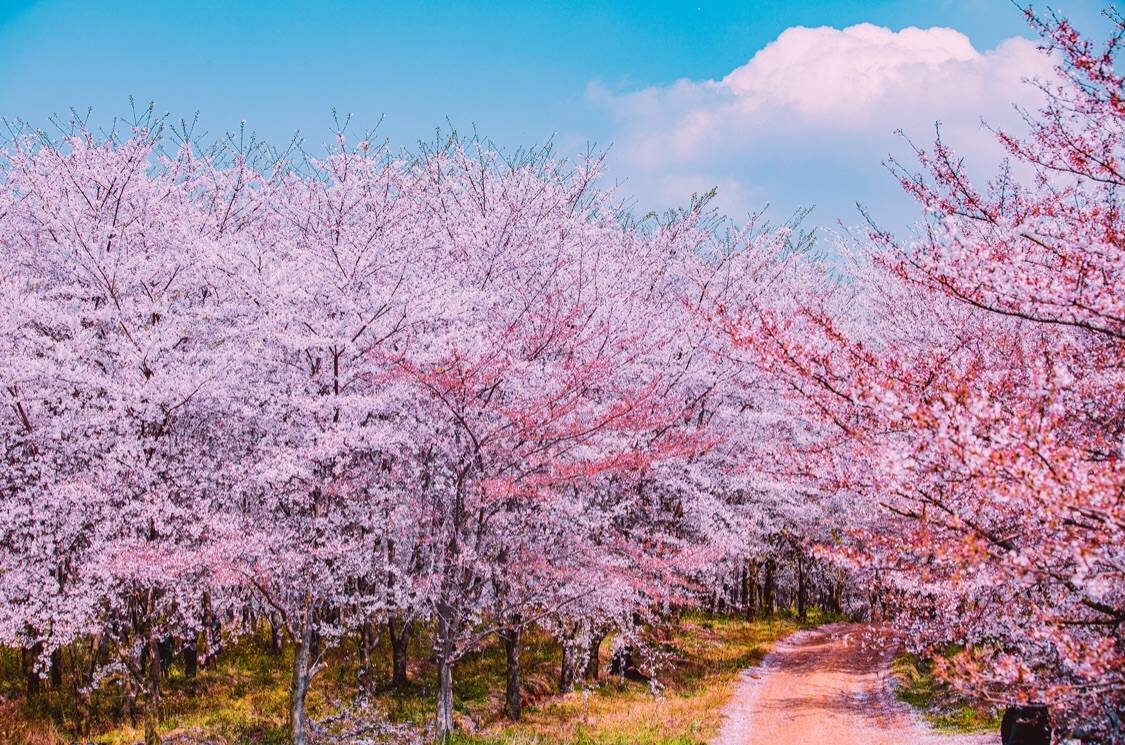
[0,612,817,745]
[891,651,1000,735]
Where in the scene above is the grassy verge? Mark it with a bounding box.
[0,613,813,745]
[891,652,999,734]
[454,615,799,745]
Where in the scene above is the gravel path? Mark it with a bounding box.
[714,623,994,745]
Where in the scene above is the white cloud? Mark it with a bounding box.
[592,24,1057,226]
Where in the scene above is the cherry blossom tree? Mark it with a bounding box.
[715,8,1124,739]
[0,114,252,745]
[379,140,720,736]
[208,129,432,745]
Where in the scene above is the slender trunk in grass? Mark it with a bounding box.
[559,630,579,693]
[435,653,455,740]
[434,604,457,740]
[22,642,42,698]
[763,559,776,616]
[143,617,161,745]
[740,564,749,616]
[388,614,411,689]
[183,636,199,678]
[289,621,314,745]
[359,621,372,671]
[269,613,284,656]
[49,648,62,689]
[585,631,605,681]
[797,557,808,622]
[499,621,521,720]
[745,560,758,619]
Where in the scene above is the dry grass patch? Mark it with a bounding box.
[465,615,799,745]
[1,614,807,745]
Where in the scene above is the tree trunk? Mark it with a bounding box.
[559,635,578,693]
[359,621,372,671]
[740,564,749,616]
[745,560,758,619]
[183,636,198,678]
[584,631,605,681]
[310,629,321,669]
[269,613,283,656]
[124,674,138,727]
[763,559,776,616]
[499,623,521,720]
[796,558,808,622]
[434,605,457,740]
[201,593,221,667]
[289,622,314,745]
[49,648,62,689]
[74,634,104,737]
[387,615,411,689]
[143,624,161,745]
[435,653,455,739]
[22,642,42,698]
[158,635,174,678]
[611,643,634,677]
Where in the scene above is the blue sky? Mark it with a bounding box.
[0,0,1112,233]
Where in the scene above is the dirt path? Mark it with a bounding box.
[715,623,993,745]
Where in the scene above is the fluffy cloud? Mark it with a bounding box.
[592,24,1056,227]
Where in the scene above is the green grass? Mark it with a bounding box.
[1,612,819,745]
[449,613,816,745]
[891,652,999,734]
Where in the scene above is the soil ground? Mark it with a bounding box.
[714,623,993,745]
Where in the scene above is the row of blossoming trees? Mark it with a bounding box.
[0,116,840,745]
[1,8,1122,745]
